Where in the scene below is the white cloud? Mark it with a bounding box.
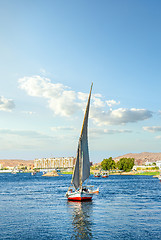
[0,96,15,112]
[78,92,88,101]
[18,75,153,125]
[91,107,152,126]
[48,90,79,116]
[90,128,132,136]
[106,99,120,107]
[143,126,161,133]
[93,96,105,108]
[18,75,63,98]
[18,76,81,117]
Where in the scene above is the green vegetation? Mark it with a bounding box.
[101,157,116,170]
[137,166,159,170]
[61,171,73,174]
[101,157,135,172]
[135,171,160,176]
[117,158,135,172]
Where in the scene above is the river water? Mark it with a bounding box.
[0,173,161,240]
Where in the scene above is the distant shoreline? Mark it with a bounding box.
[61,171,160,176]
[0,171,159,176]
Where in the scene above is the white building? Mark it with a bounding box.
[145,160,154,166]
[156,161,161,169]
[34,157,75,169]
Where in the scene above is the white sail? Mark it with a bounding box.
[72,83,93,190]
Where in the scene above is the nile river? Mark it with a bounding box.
[0,173,161,239]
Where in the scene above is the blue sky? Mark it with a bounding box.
[0,0,161,162]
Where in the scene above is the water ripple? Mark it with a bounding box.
[0,173,161,239]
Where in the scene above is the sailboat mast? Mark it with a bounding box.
[80,82,93,137]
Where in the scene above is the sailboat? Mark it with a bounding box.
[66,83,94,201]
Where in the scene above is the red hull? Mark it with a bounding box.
[68,197,92,201]
[102,176,108,178]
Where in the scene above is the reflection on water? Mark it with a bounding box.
[68,201,93,239]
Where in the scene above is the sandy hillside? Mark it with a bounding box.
[0,159,34,168]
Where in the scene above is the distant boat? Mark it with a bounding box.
[101,171,109,178]
[94,172,101,177]
[158,174,161,182]
[31,171,36,176]
[66,83,94,201]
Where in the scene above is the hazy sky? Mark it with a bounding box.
[0,0,161,162]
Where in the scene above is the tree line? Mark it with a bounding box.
[101,157,135,172]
